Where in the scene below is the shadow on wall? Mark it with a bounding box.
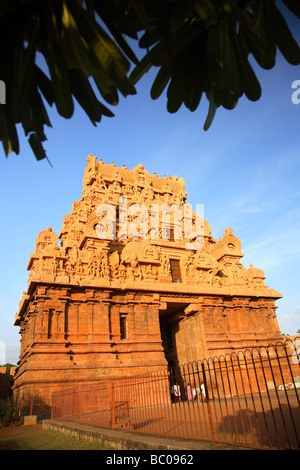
[18,391,52,420]
[0,367,16,400]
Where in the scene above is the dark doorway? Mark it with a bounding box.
[158,301,189,367]
[159,310,187,403]
[159,315,176,367]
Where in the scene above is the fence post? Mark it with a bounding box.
[72,388,75,422]
[51,394,53,419]
[202,362,215,442]
[111,384,115,429]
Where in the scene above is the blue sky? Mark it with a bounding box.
[1,10,300,364]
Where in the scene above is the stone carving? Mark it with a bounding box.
[248,263,266,288]
[87,252,110,279]
[82,154,98,186]
[25,158,277,296]
[35,226,58,252]
[159,252,171,277]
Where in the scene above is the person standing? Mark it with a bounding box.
[187,383,193,401]
[174,383,181,403]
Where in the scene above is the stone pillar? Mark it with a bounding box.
[71,302,80,336]
[127,303,136,338]
[54,308,65,340]
[132,302,149,339]
[19,323,26,357]
[225,299,241,341]
[269,305,281,337]
[147,303,161,337]
[42,309,49,339]
[87,301,95,340]
[91,300,110,342]
[110,303,121,343]
[28,307,36,344]
[97,300,112,340]
[34,300,46,340]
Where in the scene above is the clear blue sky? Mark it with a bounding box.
[1,10,300,364]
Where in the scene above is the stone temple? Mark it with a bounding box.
[13,155,282,413]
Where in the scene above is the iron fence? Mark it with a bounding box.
[51,338,300,449]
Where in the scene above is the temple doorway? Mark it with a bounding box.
[159,303,186,369]
[159,314,177,368]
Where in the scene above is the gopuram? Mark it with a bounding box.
[13,155,282,412]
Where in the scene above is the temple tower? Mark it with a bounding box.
[13,156,282,416]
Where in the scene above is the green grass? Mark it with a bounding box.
[0,429,113,450]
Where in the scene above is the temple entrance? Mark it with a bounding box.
[159,305,189,404]
[159,315,178,368]
[159,303,187,369]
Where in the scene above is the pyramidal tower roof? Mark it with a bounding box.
[15,155,281,326]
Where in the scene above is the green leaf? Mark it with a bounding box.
[169,2,194,34]
[206,21,241,95]
[47,41,74,118]
[183,67,203,111]
[130,0,151,32]
[93,1,138,39]
[139,28,164,49]
[20,82,52,142]
[70,6,136,97]
[282,0,300,19]
[259,2,276,64]
[192,0,218,24]
[68,69,114,125]
[240,25,275,69]
[93,76,119,106]
[129,54,152,85]
[271,4,300,65]
[0,106,20,155]
[149,22,204,66]
[13,38,36,119]
[69,70,100,125]
[98,101,115,118]
[61,1,99,76]
[151,62,173,99]
[91,2,138,64]
[30,90,51,135]
[166,68,186,113]
[28,133,47,161]
[238,57,261,102]
[34,65,55,107]
[203,90,218,131]
[215,89,239,110]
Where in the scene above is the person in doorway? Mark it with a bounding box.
[200,381,207,401]
[174,383,181,403]
[170,384,175,403]
[187,383,193,401]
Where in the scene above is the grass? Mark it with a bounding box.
[0,429,113,450]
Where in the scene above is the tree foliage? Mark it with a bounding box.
[0,0,299,162]
[0,396,20,427]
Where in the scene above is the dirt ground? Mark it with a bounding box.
[0,424,42,441]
